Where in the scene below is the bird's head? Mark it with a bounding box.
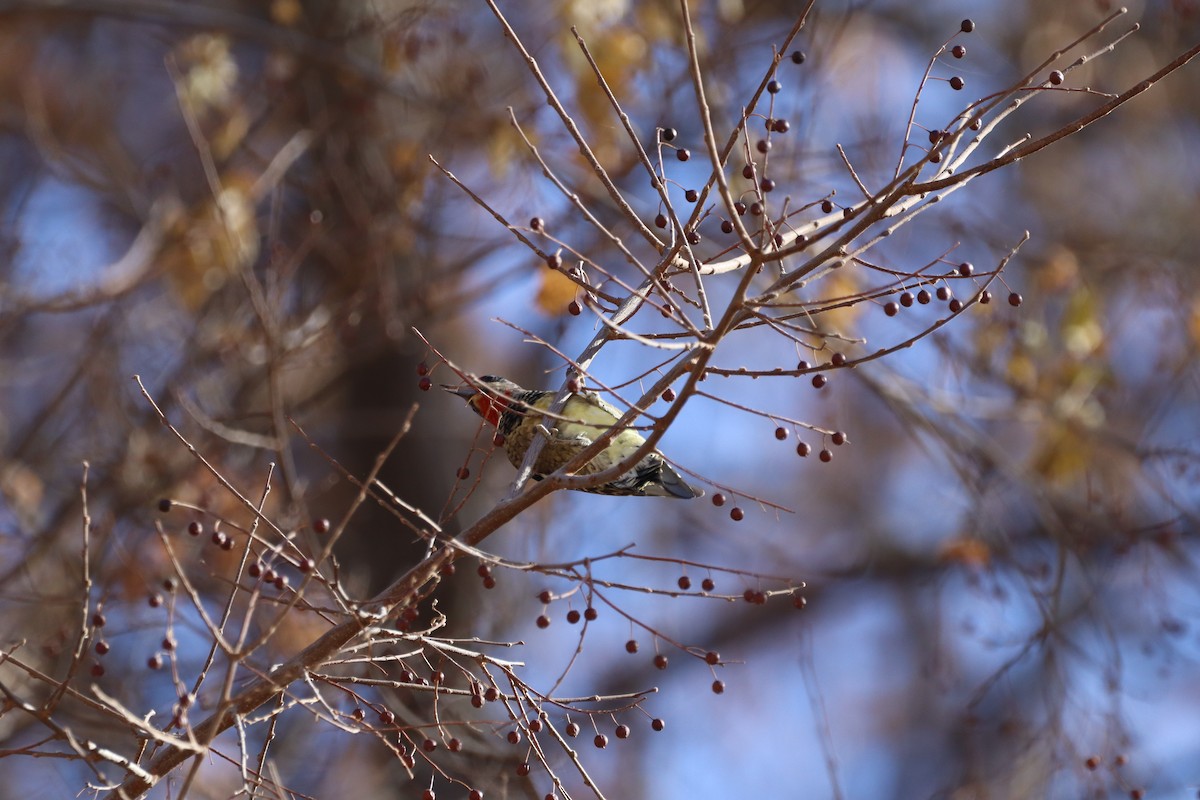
[442,375,522,427]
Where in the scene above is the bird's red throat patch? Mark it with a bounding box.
[469,393,509,428]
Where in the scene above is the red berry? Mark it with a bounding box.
[566,722,580,737]
[712,680,726,694]
[187,521,203,536]
[654,213,667,228]
[1008,292,1023,307]
[625,639,639,654]
[418,376,432,391]
[615,724,630,739]
[652,718,665,731]
[536,615,550,629]
[812,374,827,389]
[705,651,720,665]
[730,507,744,521]
[654,654,668,670]
[417,361,430,376]
[712,493,726,507]
[594,734,608,748]
[584,607,598,621]
[774,427,788,440]
[313,518,330,534]
[677,576,691,590]
[819,449,833,463]
[701,577,715,591]
[507,730,521,745]
[566,609,581,624]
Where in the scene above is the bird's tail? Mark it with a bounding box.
[648,461,704,499]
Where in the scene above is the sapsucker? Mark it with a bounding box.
[444,375,701,498]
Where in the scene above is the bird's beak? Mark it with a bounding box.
[441,384,477,399]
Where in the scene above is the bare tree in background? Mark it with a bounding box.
[0,2,1198,799]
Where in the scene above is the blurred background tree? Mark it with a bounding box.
[0,1,1197,798]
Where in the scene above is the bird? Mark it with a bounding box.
[443,375,701,498]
